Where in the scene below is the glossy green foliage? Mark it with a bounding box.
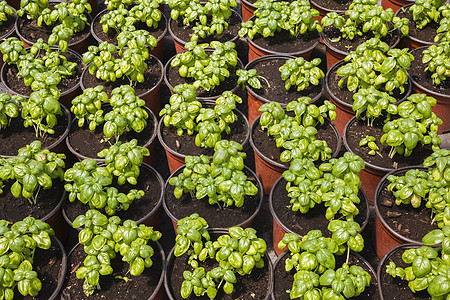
[279,57,324,91]
[409,0,443,29]
[0,93,20,131]
[0,38,26,65]
[0,1,14,27]
[359,135,379,155]
[71,86,108,130]
[352,87,398,126]
[435,4,450,42]
[423,42,450,85]
[17,0,48,20]
[236,69,263,90]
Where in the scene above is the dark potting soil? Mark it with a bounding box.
[271,177,368,237]
[82,55,162,98]
[273,251,379,300]
[376,168,437,243]
[16,237,64,300]
[67,110,156,159]
[166,59,241,98]
[322,23,401,54]
[165,168,261,228]
[311,0,352,12]
[379,246,431,300]
[409,47,450,98]
[160,110,248,157]
[168,251,270,300]
[17,17,90,47]
[396,6,439,45]
[345,117,434,170]
[327,61,410,106]
[0,180,64,223]
[170,10,241,44]
[0,109,69,156]
[92,10,166,45]
[252,120,340,166]
[0,11,15,38]
[61,242,163,300]
[3,51,83,97]
[247,57,323,105]
[63,164,162,224]
[251,30,319,55]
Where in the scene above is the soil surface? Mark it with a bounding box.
[0,109,69,156]
[311,0,352,12]
[81,56,162,98]
[409,47,450,98]
[379,245,431,299]
[0,11,15,38]
[61,241,163,300]
[344,117,434,170]
[170,10,241,44]
[396,6,439,44]
[92,10,167,45]
[164,167,262,228]
[247,57,323,106]
[251,119,340,166]
[16,237,64,300]
[271,177,369,236]
[167,250,271,300]
[3,50,83,97]
[160,109,248,158]
[250,30,319,55]
[376,167,437,243]
[63,164,162,225]
[272,251,379,300]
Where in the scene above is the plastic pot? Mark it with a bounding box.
[241,0,256,21]
[269,176,370,255]
[380,0,415,13]
[0,5,17,71]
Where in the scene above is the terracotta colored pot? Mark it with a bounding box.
[0,6,17,71]
[381,0,414,13]
[63,241,165,300]
[66,105,158,166]
[241,0,256,21]
[409,47,450,134]
[167,9,241,54]
[269,176,369,255]
[165,231,273,300]
[244,54,324,125]
[15,2,92,55]
[80,54,164,118]
[62,161,165,231]
[250,115,342,195]
[326,60,412,136]
[90,9,168,61]
[374,167,434,259]
[158,105,250,174]
[163,165,263,232]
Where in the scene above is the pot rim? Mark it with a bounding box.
[249,114,342,171]
[90,8,168,46]
[164,232,273,300]
[268,175,370,238]
[14,1,92,49]
[157,104,250,162]
[66,105,158,162]
[309,0,348,15]
[162,164,264,229]
[0,5,17,40]
[79,53,164,98]
[65,240,165,300]
[408,46,450,101]
[48,235,68,300]
[240,0,256,9]
[243,54,324,107]
[373,166,429,246]
[0,47,82,99]
[62,161,164,228]
[167,8,242,48]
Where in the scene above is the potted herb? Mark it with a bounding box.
[239,0,322,61]
[164,213,273,299]
[163,141,263,229]
[0,1,17,70]
[61,209,165,299]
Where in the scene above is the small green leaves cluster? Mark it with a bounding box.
[322,0,409,40]
[239,0,321,39]
[160,84,242,148]
[0,141,65,205]
[337,38,413,94]
[0,38,26,65]
[423,41,450,85]
[352,87,398,126]
[0,94,20,131]
[0,217,55,300]
[279,57,324,92]
[73,209,161,296]
[387,149,450,228]
[409,0,444,29]
[71,86,108,130]
[359,135,379,155]
[278,229,370,299]
[173,214,267,299]
[435,4,450,42]
[17,0,48,20]
[0,1,14,27]
[170,41,238,91]
[169,141,258,208]
[259,100,336,163]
